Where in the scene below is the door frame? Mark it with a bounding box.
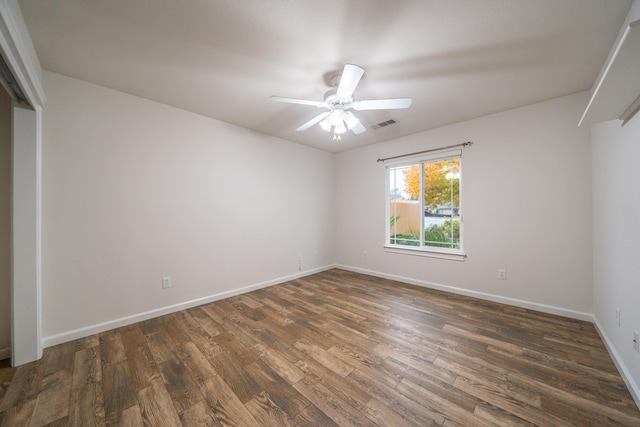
[0,0,46,365]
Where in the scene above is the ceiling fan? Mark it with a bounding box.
[270,64,412,140]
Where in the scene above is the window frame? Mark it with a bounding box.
[384,149,466,261]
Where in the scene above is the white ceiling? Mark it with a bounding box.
[18,0,632,153]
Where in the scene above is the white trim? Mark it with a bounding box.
[335,264,593,322]
[578,0,640,126]
[592,316,640,410]
[386,152,464,258]
[11,105,42,365]
[384,245,466,261]
[0,0,45,107]
[35,103,42,356]
[1,0,44,366]
[42,266,334,348]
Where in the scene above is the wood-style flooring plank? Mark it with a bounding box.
[137,377,182,426]
[295,355,371,412]
[101,361,136,425]
[0,361,45,412]
[198,374,259,426]
[207,349,261,404]
[252,342,305,385]
[67,346,104,427]
[0,399,36,427]
[0,268,638,426]
[99,332,126,366]
[123,343,159,392]
[294,338,355,377]
[179,400,220,427]
[348,362,447,426]
[293,402,340,427]
[28,342,75,427]
[144,332,176,365]
[292,374,379,427]
[212,331,258,367]
[244,391,296,427]
[177,341,218,385]
[243,359,310,419]
[157,358,202,415]
[186,307,225,338]
[361,397,424,427]
[112,404,143,427]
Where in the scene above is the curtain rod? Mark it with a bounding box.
[376,141,473,163]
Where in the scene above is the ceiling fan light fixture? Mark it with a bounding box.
[343,111,359,130]
[328,110,344,127]
[319,117,331,132]
[334,123,347,134]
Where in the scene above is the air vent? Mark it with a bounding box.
[371,118,397,130]
[0,53,29,105]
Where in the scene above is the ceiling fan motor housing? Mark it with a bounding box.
[324,88,351,109]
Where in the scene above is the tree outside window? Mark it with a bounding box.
[388,156,461,251]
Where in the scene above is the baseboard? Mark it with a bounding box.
[42,265,334,348]
[335,264,593,322]
[0,346,10,361]
[592,316,640,410]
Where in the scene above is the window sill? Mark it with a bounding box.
[384,245,467,261]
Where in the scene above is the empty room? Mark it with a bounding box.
[1,0,640,425]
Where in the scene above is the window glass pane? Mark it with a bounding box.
[389,165,421,246]
[423,158,460,249]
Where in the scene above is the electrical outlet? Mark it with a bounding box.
[498,269,507,280]
[297,254,301,271]
[363,251,368,258]
[634,331,639,353]
[162,276,171,289]
[616,308,621,327]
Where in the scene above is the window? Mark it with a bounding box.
[386,149,465,260]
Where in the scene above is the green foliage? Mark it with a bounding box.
[390,220,460,249]
[424,220,460,248]
[389,231,420,246]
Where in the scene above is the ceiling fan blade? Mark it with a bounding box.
[336,64,365,99]
[351,122,367,135]
[352,98,412,110]
[270,96,325,108]
[296,112,330,131]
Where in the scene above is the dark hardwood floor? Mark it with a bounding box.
[1,269,639,426]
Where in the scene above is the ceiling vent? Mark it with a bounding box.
[0,53,29,105]
[371,118,397,130]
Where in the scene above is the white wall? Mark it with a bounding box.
[41,71,334,341]
[0,87,11,359]
[592,115,640,402]
[335,92,593,316]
